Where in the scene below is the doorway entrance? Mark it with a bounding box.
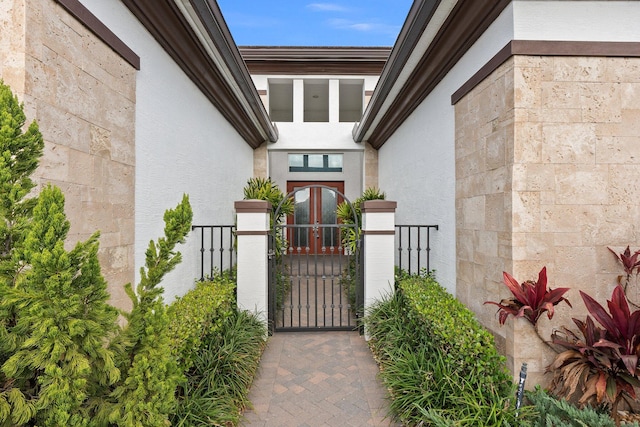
[269,183,363,331]
[287,181,343,255]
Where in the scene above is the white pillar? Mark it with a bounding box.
[329,79,339,123]
[293,79,304,123]
[362,200,397,335]
[235,200,271,325]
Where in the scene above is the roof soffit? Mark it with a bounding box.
[356,0,511,149]
[122,0,277,148]
[239,46,392,75]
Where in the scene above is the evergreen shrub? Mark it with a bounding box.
[169,287,266,426]
[0,79,192,426]
[401,277,512,391]
[167,272,236,373]
[366,275,521,426]
[523,387,640,427]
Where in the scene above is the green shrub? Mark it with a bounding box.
[365,276,521,426]
[170,309,266,426]
[522,387,640,427]
[0,80,192,427]
[336,186,385,253]
[167,273,236,373]
[401,277,512,393]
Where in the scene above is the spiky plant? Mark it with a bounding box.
[485,267,572,326]
[548,285,640,427]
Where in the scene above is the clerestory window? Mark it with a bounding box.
[288,154,343,172]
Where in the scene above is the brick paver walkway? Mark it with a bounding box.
[241,331,400,427]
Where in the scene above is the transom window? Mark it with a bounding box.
[288,154,343,172]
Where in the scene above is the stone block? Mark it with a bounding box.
[514,122,543,163]
[555,164,608,205]
[512,191,540,233]
[605,58,640,84]
[596,136,640,165]
[541,205,587,233]
[541,81,581,110]
[580,82,622,123]
[514,66,542,109]
[462,196,485,229]
[525,163,555,192]
[485,192,506,232]
[553,57,607,82]
[542,123,596,164]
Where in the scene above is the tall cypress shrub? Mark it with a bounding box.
[0,80,192,426]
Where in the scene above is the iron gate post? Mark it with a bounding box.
[235,200,271,326]
[361,200,397,339]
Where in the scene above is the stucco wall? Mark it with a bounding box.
[455,54,640,386]
[1,0,256,308]
[376,1,515,293]
[80,0,255,303]
[377,0,640,384]
[1,0,137,309]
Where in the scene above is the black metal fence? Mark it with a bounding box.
[191,223,438,281]
[395,225,439,275]
[191,225,236,281]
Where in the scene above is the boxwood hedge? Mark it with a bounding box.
[366,275,520,426]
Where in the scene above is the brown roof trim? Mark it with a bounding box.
[55,0,140,69]
[235,200,272,213]
[358,0,511,149]
[240,46,391,75]
[122,0,277,148]
[452,40,640,104]
[361,200,397,213]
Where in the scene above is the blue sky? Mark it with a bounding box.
[216,1,413,47]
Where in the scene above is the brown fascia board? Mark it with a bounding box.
[55,0,140,69]
[122,0,277,148]
[357,0,511,149]
[239,46,391,75]
[354,0,441,144]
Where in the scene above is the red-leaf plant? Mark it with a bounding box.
[609,246,640,305]
[548,285,640,426]
[485,266,572,326]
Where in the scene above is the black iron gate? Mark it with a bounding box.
[268,185,363,332]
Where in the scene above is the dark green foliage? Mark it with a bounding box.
[522,387,640,427]
[167,272,236,373]
[394,266,434,285]
[243,177,293,224]
[336,187,384,253]
[401,277,513,394]
[243,177,292,308]
[365,276,520,426]
[336,187,385,309]
[170,306,266,426]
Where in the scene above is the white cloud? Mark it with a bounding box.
[307,3,348,12]
[328,18,397,34]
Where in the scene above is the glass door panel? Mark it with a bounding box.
[321,187,338,248]
[287,181,344,254]
[293,188,310,248]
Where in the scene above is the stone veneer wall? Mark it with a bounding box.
[455,54,640,387]
[0,0,137,309]
[364,142,378,190]
[253,142,268,178]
